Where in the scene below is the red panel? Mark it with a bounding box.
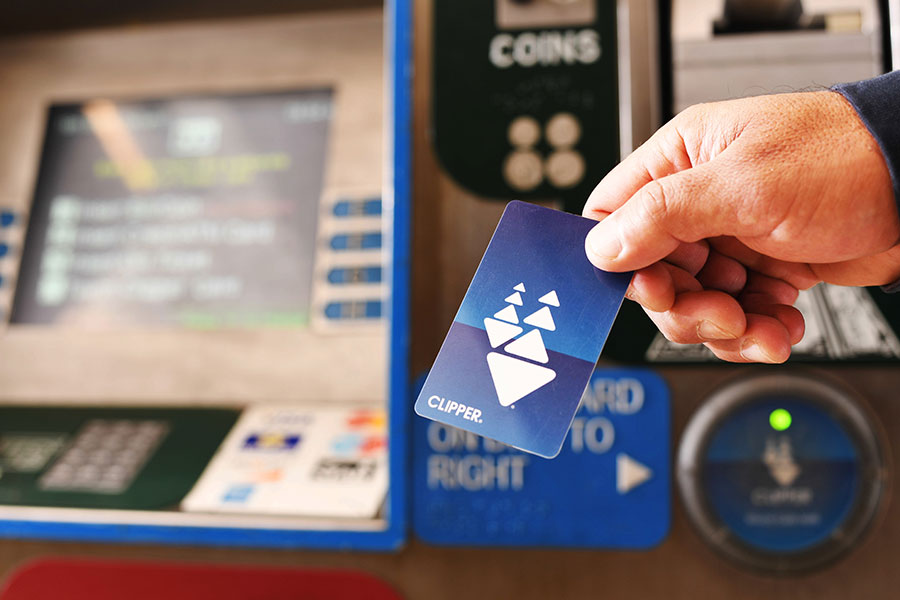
[0,558,403,600]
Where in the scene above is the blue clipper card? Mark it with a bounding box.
[415,201,632,458]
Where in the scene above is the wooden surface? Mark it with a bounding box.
[0,3,897,599]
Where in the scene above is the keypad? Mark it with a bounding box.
[39,419,168,494]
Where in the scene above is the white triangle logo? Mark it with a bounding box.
[523,306,555,331]
[514,283,526,292]
[486,352,556,407]
[504,291,523,306]
[483,318,523,348]
[494,305,519,324]
[538,290,559,307]
[616,453,652,494]
[503,329,549,364]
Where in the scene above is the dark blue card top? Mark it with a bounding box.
[415,201,632,458]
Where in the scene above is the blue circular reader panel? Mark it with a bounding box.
[678,373,884,573]
[703,397,859,552]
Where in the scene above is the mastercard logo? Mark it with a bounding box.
[346,410,386,429]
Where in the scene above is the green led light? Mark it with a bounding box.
[769,408,792,431]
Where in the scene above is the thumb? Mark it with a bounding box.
[584,164,735,272]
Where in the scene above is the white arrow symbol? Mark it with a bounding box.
[616,453,652,494]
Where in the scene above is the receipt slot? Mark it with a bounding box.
[677,373,886,573]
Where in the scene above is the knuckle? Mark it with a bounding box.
[652,312,698,344]
[638,179,672,228]
[675,103,706,124]
[663,328,697,345]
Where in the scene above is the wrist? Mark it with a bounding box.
[832,73,900,212]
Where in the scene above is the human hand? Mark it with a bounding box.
[583,91,900,363]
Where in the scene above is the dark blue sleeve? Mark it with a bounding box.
[833,71,900,292]
[833,70,900,209]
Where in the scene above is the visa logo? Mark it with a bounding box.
[243,433,300,450]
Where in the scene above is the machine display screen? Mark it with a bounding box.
[12,90,333,327]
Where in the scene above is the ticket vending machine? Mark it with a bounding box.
[1,1,900,598]
[0,2,410,550]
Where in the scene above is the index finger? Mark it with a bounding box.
[583,124,693,219]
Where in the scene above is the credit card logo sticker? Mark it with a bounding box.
[312,458,379,482]
[330,432,386,457]
[346,410,386,429]
[222,484,255,503]
[242,433,300,451]
[485,282,559,407]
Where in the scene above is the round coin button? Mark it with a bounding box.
[545,112,581,148]
[545,150,585,188]
[503,150,544,191]
[507,116,541,148]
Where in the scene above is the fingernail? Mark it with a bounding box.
[740,339,777,363]
[697,320,735,340]
[586,225,621,261]
[624,287,648,310]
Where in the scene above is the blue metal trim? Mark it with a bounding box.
[383,0,413,551]
[0,521,397,550]
[0,0,414,551]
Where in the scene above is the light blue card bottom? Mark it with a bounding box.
[416,321,594,459]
